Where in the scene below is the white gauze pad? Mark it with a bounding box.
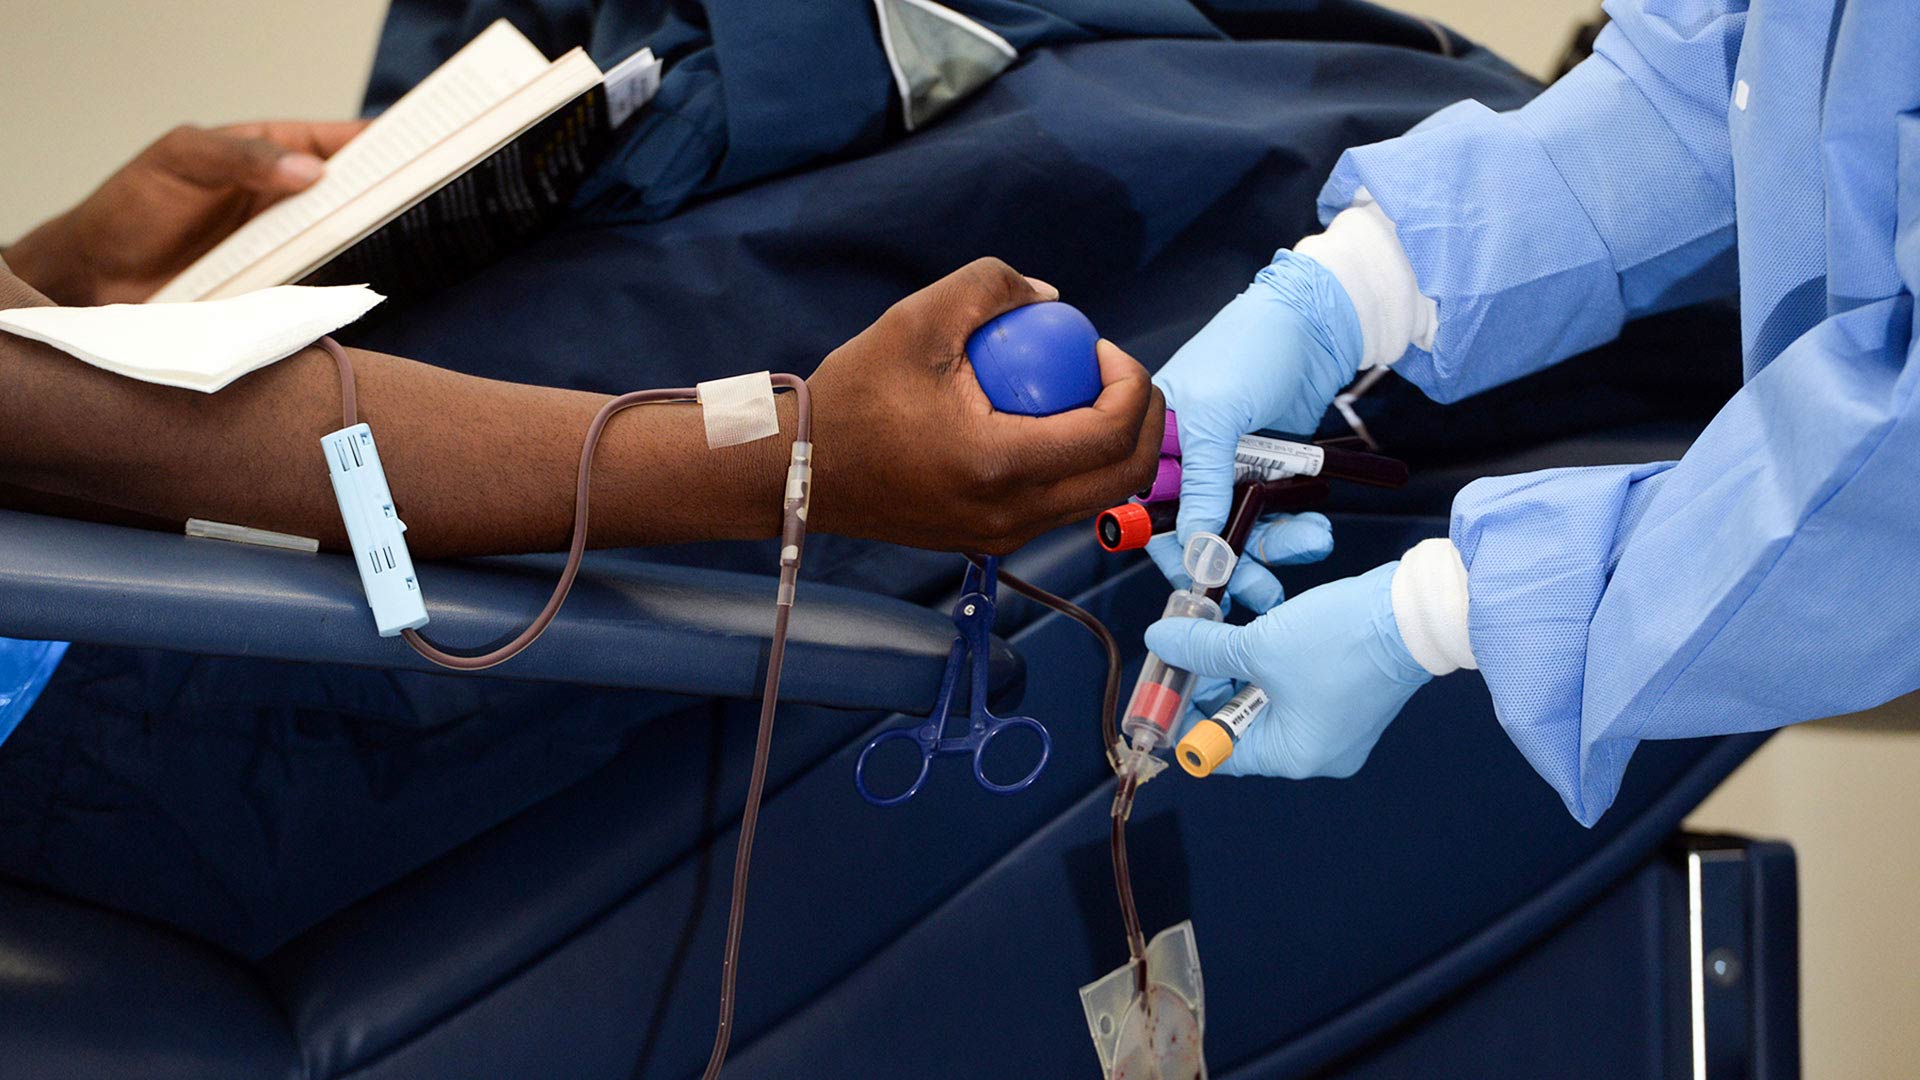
[0,284,384,393]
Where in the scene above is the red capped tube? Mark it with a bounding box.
[1096,501,1177,552]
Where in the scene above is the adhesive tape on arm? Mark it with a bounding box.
[697,371,781,448]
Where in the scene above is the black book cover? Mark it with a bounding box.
[303,85,613,298]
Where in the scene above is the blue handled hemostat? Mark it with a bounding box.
[855,555,1051,807]
[854,301,1096,806]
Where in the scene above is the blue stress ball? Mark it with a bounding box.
[965,301,1103,417]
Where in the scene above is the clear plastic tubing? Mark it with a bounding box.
[1121,531,1236,754]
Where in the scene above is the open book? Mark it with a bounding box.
[152,21,661,303]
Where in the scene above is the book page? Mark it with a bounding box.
[202,52,603,300]
[150,20,552,302]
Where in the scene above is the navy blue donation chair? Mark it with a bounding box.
[0,3,1797,1076]
[0,418,1800,1080]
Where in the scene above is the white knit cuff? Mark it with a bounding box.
[1390,538,1477,676]
[1293,190,1436,370]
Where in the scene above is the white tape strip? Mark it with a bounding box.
[697,371,781,448]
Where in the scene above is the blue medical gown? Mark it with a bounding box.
[1319,0,1920,824]
[0,639,65,748]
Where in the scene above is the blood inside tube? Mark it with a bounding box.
[1124,679,1183,735]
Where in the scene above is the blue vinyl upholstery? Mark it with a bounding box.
[0,477,1786,1078]
[0,509,1018,713]
[0,877,298,1080]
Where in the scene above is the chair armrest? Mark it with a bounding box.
[0,510,1018,713]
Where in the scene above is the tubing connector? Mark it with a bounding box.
[777,440,813,607]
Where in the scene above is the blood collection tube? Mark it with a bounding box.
[1120,475,1275,751]
[1096,500,1177,552]
[1138,457,1182,503]
[1121,532,1235,753]
[1137,455,1316,505]
[1096,477,1332,553]
[1234,433,1409,489]
[1157,410,1409,490]
[1176,683,1267,777]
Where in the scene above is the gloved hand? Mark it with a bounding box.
[1150,251,1363,599]
[1143,562,1430,778]
[1147,512,1334,615]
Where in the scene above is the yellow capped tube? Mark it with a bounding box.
[1177,684,1269,778]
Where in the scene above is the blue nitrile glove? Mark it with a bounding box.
[1143,563,1429,778]
[1152,251,1363,602]
[1147,512,1333,614]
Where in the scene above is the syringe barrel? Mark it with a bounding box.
[1121,589,1221,750]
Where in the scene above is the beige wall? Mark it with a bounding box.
[1401,0,1596,78]
[3,2,1915,1076]
[1685,710,1920,1078]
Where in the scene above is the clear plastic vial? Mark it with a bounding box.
[1121,532,1235,754]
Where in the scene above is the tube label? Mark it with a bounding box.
[1210,684,1269,738]
[1235,434,1325,479]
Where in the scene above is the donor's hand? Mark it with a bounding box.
[809,258,1164,553]
[8,120,367,305]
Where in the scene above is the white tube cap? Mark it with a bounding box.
[1183,532,1236,590]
